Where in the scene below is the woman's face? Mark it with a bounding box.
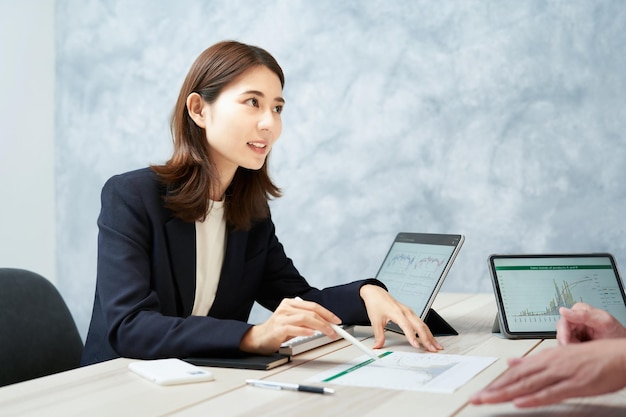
[202,66,284,177]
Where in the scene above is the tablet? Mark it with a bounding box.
[489,253,626,339]
[375,232,464,336]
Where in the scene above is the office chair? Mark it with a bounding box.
[0,268,84,387]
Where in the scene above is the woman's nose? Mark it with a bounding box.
[258,110,277,132]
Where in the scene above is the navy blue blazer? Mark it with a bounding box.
[81,168,382,365]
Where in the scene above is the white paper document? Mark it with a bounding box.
[308,351,497,393]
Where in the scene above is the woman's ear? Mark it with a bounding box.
[186,92,207,128]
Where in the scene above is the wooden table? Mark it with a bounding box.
[1,293,625,416]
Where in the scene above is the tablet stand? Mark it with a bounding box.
[491,314,501,334]
[424,308,458,336]
[385,308,458,336]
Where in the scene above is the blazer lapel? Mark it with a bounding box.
[209,229,247,316]
[165,217,196,316]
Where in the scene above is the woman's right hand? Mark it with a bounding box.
[239,297,342,354]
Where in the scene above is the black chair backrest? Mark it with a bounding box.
[0,268,84,387]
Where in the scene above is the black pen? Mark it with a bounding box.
[246,379,335,395]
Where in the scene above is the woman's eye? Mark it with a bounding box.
[274,105,283,114]
[246,97,259,107]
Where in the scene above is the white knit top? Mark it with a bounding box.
[191,200,226,316]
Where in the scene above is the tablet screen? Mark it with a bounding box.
[490,254,626,337]
[375,233,464,319]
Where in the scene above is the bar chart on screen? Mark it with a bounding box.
[497,264,626,331]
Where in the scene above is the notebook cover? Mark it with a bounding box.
[183,353,291,370]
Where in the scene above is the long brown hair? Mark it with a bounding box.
[152,41,284,229]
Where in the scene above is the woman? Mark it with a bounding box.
[81,40,442,366]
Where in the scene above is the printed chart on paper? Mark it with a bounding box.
[308,351,497,393]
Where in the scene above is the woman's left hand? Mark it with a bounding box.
[359,284,443,352]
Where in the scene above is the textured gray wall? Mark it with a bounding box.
[56,0,626,338]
